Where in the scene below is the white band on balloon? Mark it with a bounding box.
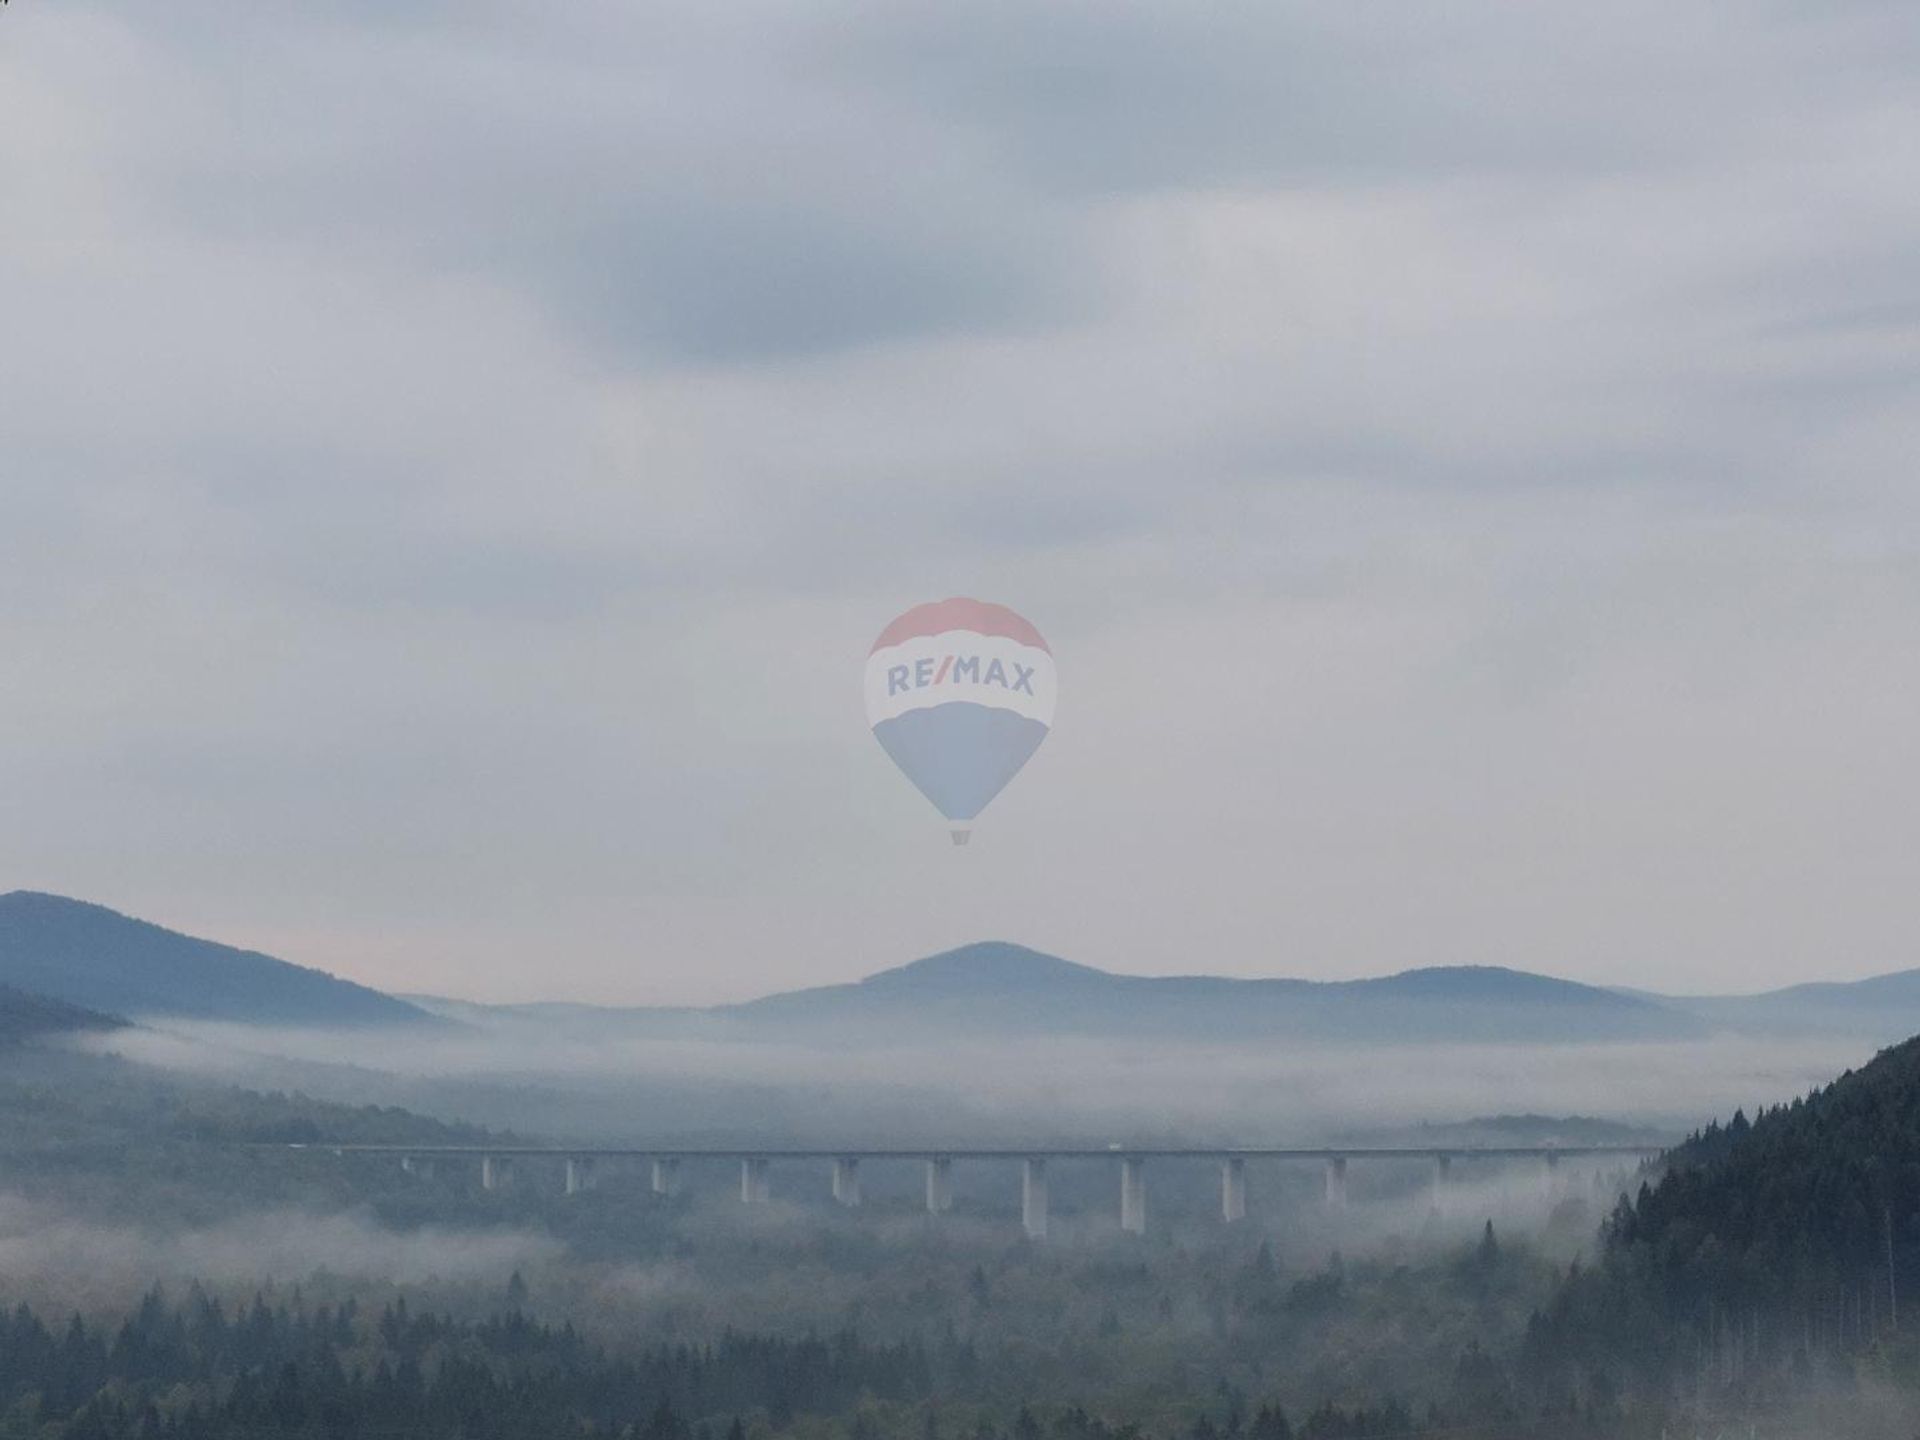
[864,632,1056,727]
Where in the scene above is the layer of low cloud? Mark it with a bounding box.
[83,1021,1870,1145]
[3,2,1919,1002]
[0,1191,558,1315]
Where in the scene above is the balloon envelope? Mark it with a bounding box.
[864,598,1054,830]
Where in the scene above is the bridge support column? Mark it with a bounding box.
[651,1157,680,1196]
[565,1158,594,1196]
[926,1157,953,1214]
[1022,1159,1049,1240]
[482,1156,504,1192]
[1431,1154,1453,1214]
[741,1157,770,1204]
[1324,1156,1348,1209]
[1220,1157,1247,1222]
[1120,1158,1147,1235]
[831,1157,862,1207]
[1543,1151,1563,1202]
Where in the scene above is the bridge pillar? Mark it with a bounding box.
[1324,1156,1348,1209]
[651,1157,680,1196]
[1543,1151,1563,1202]
[1022,1158,1049,1240]
[1220,1157,1247,1222]
[565,1158,594,1196]
[831,1157,862,1206]
[925,1157,953,1214]
[1431,1153,1453,1213]
[1120,1157,1147,1235]
[1320,1159,1351,1213]
[741,1157,770,1204]
[482,1156,505,1192]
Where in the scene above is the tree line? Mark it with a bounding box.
[0,1288,1575,1440]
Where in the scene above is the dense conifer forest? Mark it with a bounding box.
[1523,1033,1920,1415]
[0,1288,1489,1440]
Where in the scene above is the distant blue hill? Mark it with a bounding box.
[409,941,1712,1043]
[720,941,1708,1043]
[0,892,431,1027]
[1641,968,1920,1039]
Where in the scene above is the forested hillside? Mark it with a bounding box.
[0,984,121,1045]
[1525,1033,1920,1407]
[0,1043,510,1230]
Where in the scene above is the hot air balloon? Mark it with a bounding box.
[864,598,1055,844]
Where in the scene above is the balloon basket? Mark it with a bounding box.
[950,828,972,847]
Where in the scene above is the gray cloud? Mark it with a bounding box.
[2,1,1919,1003]
[110,0,1085,364]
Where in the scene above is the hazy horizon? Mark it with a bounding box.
[8,891,1916,1010]
[6,885,1919,1010]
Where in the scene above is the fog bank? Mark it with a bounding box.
[0,1192,558,1315]
[80,1020,1874,1144]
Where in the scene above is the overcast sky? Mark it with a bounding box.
[4,2,1920,1004]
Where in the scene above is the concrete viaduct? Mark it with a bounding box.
[294,1144,1664,1239]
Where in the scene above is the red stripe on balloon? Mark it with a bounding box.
[868,597,1050,655]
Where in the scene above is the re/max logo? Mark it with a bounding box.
[886,655,1037,696]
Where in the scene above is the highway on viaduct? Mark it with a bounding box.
[286,1142,1668,1239]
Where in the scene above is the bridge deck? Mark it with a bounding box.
[285,1143,1666,1160]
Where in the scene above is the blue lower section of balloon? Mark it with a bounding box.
[872,703,1050,822]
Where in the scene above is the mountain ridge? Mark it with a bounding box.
[715,941,1703,1042]
[19,889,1920,1045]
[0,891,433,1027]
